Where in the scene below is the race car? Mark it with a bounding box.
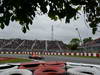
[28,54,44,60]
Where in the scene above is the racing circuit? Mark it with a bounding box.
[0,54,100,65]
[0,39,100,75]
[0,54,100,75]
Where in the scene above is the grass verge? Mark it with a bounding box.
[0,58,32,64]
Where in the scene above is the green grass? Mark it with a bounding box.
[0,58,32,64]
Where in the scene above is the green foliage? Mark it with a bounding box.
[70,38,80,45]
[0,0,100,33]
[83,37,93,44]
[68,38,80,50]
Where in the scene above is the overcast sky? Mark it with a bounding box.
[0,14,100,44]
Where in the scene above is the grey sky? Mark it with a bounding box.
[0,14,100,44]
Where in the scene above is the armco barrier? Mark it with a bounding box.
[0,51,100,58]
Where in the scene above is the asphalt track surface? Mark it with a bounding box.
[0,54,100,65]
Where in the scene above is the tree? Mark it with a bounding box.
[70,38,80,45]
[0,0,100,33]
[83,37,93,44]
[68,38,80,50]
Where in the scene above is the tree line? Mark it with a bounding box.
[67,37,93,50]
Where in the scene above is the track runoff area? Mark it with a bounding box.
[0,54,100,75]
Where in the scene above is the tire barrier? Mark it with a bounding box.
[0,51,100,57]
[34,66,65,75]
[8,63,21,66]
[18,62,45,71]
[45,61,65,68]
[67,66,100,75]
[0,69,32,75]
[66,62,100,69]
[0,64,18,72]
[0,61,100,75]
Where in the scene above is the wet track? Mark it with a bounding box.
[0,54,100,65]
[44,56,100,65]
